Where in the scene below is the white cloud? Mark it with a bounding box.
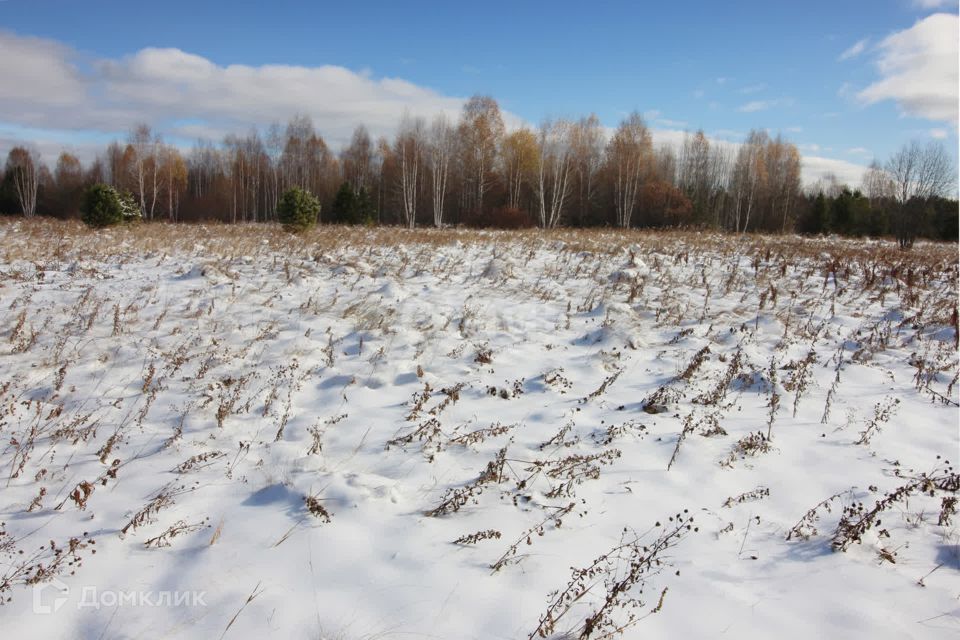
[836,82,854,98]
[0,30,870,191]
[929,128,948,138]
[709,129,745,141]
[838,38,869,61]
[738,101,770,113]
[0,133,103,166]
[737,98,794,113]
[0,31,504,152]
[801,155,868,187]
[911,0,953,8]
[656,118,688,128]
[643,110,688,129]
[738,84,767,95]
[0,33,88,110]
[845,147,870,155]
[650,128,866,187]
[857,13,959,127]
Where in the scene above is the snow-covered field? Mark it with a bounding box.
[0,220,957,640]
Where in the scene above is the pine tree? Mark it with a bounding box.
[80,184,141,227]
[331,182,356,224]
[811,193,829,235]
[355,186,375,225]
[277,187,320,231]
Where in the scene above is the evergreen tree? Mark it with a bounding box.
[811,193,829,235]
[929,196,959,241]
[277,187,320,231]
[0,170,19,215]
[864,201,889,237]
[355,186,375,225]
[80,184,141,228]
[831,189,853,235]
[848,190,871,236]
[330,182,357,224]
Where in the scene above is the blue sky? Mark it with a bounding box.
[1,0,957,185]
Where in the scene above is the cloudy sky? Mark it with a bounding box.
[0,0,957,187]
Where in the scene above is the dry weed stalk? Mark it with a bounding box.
[832,463,958,551]
[591,420,647,446]
[144,519,210,548]
[516,449,622,498]
[175,451,227,474]
[0,530,96,602]
[720,431,773,468]
[539,420,579,450]
[765,356,780,440]
[667,412,697,471]
[722,486,770,508]
[304,495,332,523]
[454,529,502,545]
[783,348,817,418]
[855,396,900,445]
[426,445,509,517]
[528,512,696,639]
[694,347,743,405]
[583,368,624,403]
[121,485,181,535]
[786,489,855,541]
[491,502,577,573]
[450,422,516,447]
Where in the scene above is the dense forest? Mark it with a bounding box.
[1,95,956,243]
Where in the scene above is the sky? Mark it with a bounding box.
[0,0,957,187]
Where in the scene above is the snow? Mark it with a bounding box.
[0,224,957,639]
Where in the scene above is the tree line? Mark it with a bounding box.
[1,95,956,243]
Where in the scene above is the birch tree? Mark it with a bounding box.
[766,137,800,231]
[5,147,40,217]
[243,131,266,221]
[159,146,187,222]
[281,115,315,192]
[502,128,538,211]
[679,130,732,227]
[187,140,221,202]
[280,115,336,215]
[342,126,374,195]
[265,122,284,217]
[885,140,955,203]
[679,130,711,219]
[129,124,162,219]
[105,142,125,189]
[569,114,605,225]
[861,160,895,204]
[458,95,505,215]
[535,119,574,229]
[54,152,84,217]
[426,115,456,227]
[885,140,956,249]
[395,114,425,229]
[605,112,651,228]
[730,130,768,233]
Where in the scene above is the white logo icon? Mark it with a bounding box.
[32,578,69,614]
